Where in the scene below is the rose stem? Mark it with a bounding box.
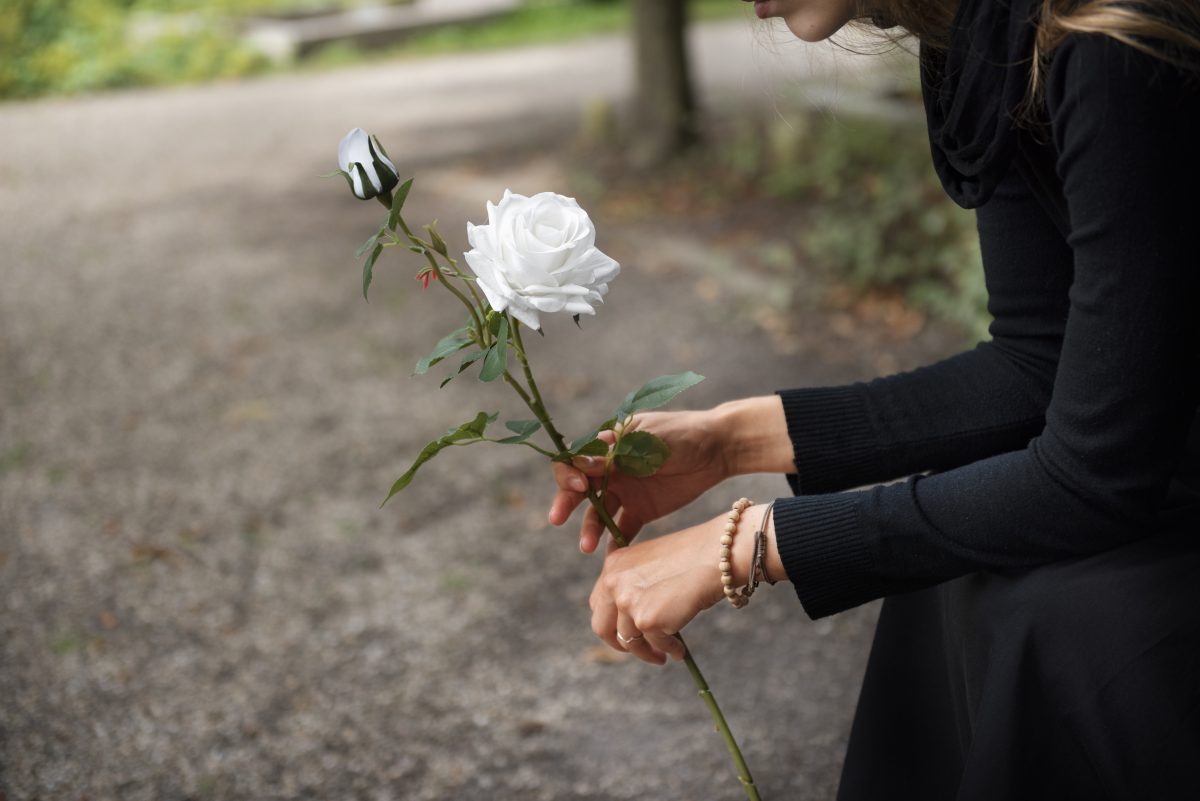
[508,323,763,801]
[382,198,485,343]
[442,252,488,318]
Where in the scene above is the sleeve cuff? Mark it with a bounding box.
[774,493,879,619]
[776,386,882,494]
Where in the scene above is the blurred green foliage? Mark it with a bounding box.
[2,0,741,100]
[759,112,987,336]
[0,0,279,98]
[309,0,739,67]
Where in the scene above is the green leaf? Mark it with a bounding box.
[388,178,414,230]
[613,431,671,478]
[440,350,487,389]
[479,315,509,382]
[458,348,486,372]
[615,372,705,419]
[570,418,616,455]
[415,327,473,375]
[497,419,542,444]
[381,412,495,505]
[572,438,610,457]
[363,243,384,301]
[355,227,383,259]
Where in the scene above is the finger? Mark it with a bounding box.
[590,585,621,652]
[570,455,609,477]
[616,613,666,666]
[580,491,623,554]
[554,461,591,492]
[549,488,586,527]
[580,505,605,554]
[644,630,687,662]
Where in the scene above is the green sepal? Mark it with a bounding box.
[425,221,449,257]
[479,315,509,382]
[352,164,376,200]
[497,419,542,444]
[613,430,671,477]
[382,412,496,505]
[615,372,705,419]
[415,327,473,375]
[389,178,414,230]
[485,310,504,337]
[324,169,358,198]
[363,242,384,301]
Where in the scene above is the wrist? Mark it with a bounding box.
[710,396,796,476]
[723,502,784,588]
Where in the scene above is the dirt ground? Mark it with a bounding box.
[0,20,960,801]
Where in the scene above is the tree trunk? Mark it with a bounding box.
[630,0,698,168]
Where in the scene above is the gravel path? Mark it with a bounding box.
[0,20,954,801]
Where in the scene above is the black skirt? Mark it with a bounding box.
[836,473,1200,800]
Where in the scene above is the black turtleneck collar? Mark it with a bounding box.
[920,0,1041,208]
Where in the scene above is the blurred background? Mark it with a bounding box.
[0,1,986,799]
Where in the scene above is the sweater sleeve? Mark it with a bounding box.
[778,34,1200,619]
[779,122,1075,495]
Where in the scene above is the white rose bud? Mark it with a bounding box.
[464,190,620,330]
[337,128,399,200]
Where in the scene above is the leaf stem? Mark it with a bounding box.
[394,213,486,343]
[511,321,570,451]
[480,437,557,458]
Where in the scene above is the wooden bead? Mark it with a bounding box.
[724,586,737,597]
[722,574,733,586]
[720,534,733,546]
[719,560,730,572]
[720,547,730,560]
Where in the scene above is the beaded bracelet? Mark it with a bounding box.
[719,498,754,608]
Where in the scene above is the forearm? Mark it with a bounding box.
[711,396,796,476]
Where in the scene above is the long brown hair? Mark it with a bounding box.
[856,0,1200,106]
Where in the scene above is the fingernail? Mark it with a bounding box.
[569,475,587,492]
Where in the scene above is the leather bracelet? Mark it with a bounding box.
[752,500,776,589]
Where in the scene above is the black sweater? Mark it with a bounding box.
[774,30,1200,619]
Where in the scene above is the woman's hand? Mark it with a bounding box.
[548,396,794,553]
[589,504,782,665]
[550,409,728,553]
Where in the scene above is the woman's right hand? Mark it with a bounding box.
[548,396,794,553]
[549,409,729,553]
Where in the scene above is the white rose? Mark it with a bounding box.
[337,128,399,200]
[464,190,620,330]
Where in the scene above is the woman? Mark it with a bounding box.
[549,0,1200,797]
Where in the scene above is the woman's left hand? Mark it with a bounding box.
[590,504,771,665]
